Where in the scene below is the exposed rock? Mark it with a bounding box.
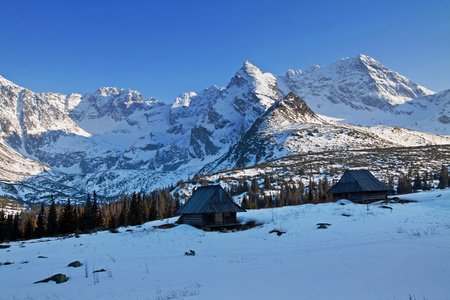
[317,223,331,229]
[68,261,82,267]
[34,273,68,284]
[93,269,106,273]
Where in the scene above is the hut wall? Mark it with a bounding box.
[179,214,204,227]
[332,192,387,203]
[362,191,388,202]
[204,212,238,227]
[179,212,239,228]
[223,212,237,224]
[349,192,364,203]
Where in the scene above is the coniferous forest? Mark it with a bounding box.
[0,188,178,242]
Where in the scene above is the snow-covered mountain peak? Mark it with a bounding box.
[70,87,148,124]
[285,69,301,77]
[94,86,121,97]
[278,54,436,122]
[272,92,326,125]
[239,60,262,76]
[145,97,165,107]
[92,87,144,105]
[332,55,434,103]
[0,75,23,92]
[171,86,223,109]
[172,92,198,108]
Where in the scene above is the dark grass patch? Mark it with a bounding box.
[153,223,178,229]
[269,229,286,236]
[240,220,263,231]
[388,197,417,204]
[396,199,417,204]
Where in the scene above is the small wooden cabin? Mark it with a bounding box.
[176,185,246,228]
[327,169,393,203]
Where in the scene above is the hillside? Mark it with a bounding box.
[204,93,450,172]
[1,189,449,299]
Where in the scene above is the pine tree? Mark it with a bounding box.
[397,175,412,195]
[241,195,248,209]
[36,204,46,238]
[47,197,58,236]
[92,191,103,229]
[81,194,93,231]
[140,193,149,223]
[148,197,157,221]
[322,176,331,202]
[128,193,138,226]
[412,171,422,191]
[118,205,128,227]
[0,210,6,241]
[162,201,172,218]
[294,181,304,205]
[263,174,273,189]
[438,165,449,189]
[107,214,118,233]
[251,178,260,195]
[12,213,22,241]
[264,194,272,208]
[59,199,76,234]
[23,216,36,239]
[4,214,14,241]
[422,170,430,190]
[388,175,395,189]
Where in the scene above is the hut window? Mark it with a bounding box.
[214,213,223,224]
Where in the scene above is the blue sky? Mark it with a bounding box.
[1,0,449,103]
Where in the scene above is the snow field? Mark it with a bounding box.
[1,189,450,299]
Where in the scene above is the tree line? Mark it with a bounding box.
[236,175,333,209]
[0,188,179,243]
[396,165,449,195]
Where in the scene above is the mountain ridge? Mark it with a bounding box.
[0,55,448,202]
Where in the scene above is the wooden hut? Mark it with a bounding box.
[327,170,393,203]
[176,185,246,228]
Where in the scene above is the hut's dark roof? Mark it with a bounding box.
[327,170,392,194]
[176,185,246,214]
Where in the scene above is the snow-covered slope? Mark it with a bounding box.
[0,141,51,183]
[168,61,279,161]
[0,75,89,141]
[1,189,449,299]
[391,89,450,135]
[206,93,450,172]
